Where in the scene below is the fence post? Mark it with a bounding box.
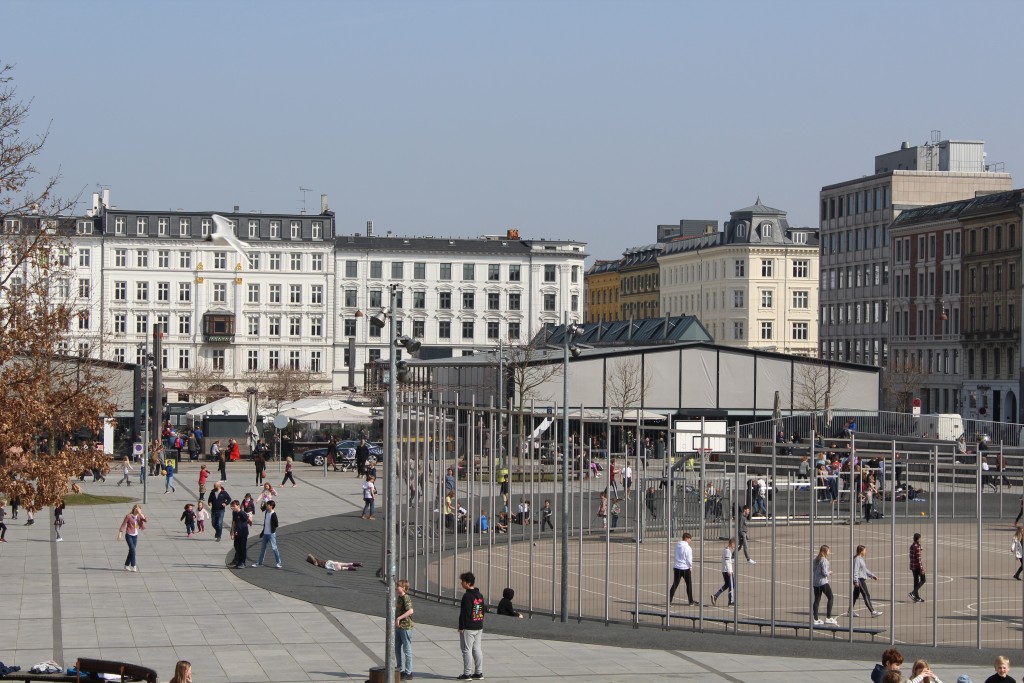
[888,445,895,645]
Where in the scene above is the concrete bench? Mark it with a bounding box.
[625,609,886,640]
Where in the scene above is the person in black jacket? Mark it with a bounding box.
[252,499,280,568]
[207,483,232,542]
[355,438,370,477]
[496,588,523,619]
[228,500,249,569]
[457,571,485,680]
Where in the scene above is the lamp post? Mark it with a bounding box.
[370,285,421,683]
[560,316,583,622]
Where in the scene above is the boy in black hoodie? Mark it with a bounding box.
[871,648,904,683]
[457,571,485,681]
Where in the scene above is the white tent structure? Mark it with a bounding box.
[295,405,373,424]
[185,397,256,418]
[277,397,373,421]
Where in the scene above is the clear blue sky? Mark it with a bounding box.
[5,0,1022,262]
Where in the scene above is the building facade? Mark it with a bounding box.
[658,200,819,355]
[583,259,622,323]
[819,137,1012,367]
[887,189,1022,421]
[29,194,587,399]
[618,244,662,320]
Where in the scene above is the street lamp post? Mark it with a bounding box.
[560,316,582,622]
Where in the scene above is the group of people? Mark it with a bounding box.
[871,648,1014,683]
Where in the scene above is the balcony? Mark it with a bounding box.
[202,311,235,343]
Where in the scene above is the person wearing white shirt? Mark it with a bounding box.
[710,538,736,606]
[669,532,697,605]
[624,464,633,499]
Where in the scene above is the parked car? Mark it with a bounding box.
[300,448,357,470]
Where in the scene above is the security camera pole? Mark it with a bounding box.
[385,284,398,683]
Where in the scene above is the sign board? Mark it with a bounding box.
[912,397,921,417]
[133,442,144,457]
[673,420,728,453]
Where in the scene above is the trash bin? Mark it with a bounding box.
[367,666,401,683]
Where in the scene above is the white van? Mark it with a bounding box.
[920,414,965,442]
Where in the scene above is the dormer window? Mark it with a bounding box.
[759,221,773,238]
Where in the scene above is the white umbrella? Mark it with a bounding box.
[773,390,783,433]
[246,389,261,452]
[294,405,373,424]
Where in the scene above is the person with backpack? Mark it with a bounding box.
[456,571,485,681]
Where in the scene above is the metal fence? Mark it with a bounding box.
[392,394,1024,651]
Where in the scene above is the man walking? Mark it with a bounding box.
[355,438,371,477]
[252,499,281,568]
[229,500,249,569]
[909,533,926,602]
[736,504,755,564]
[395,579,415,680]
[669,532,697,605]
[208,482,231,542]
[457,571,485,681]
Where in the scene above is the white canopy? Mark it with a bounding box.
[295,405,373,424]
[278,397,373,420]
[185,397,258,418]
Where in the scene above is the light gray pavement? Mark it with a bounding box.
[0,461,1005,683]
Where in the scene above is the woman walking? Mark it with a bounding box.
[116,504,147,572]
[862,474,877,523]
[281,456,297,487]
[53,501,65,542]
[361,474,377,520]
[846,544,882,618]
[116,457,133,487]
[710,538,735,606]
[1012,527,1024,580]
[254,450,266,485]
[812,544,837,625]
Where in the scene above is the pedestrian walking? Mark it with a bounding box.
[456,571,485,680]
[862,474,876,523]
[669,532,697,605]
[53,501,65,542]
[207,482,231,542]
[1012,528,1024,580]
[252,499,281,568]
[812,544,837,624]
[597,491,608,529]
[356,438,370,476]
[164,461,176,493]
[254,450,266,484]
[326,436,338,472]
[195,501,208,534]
[847,544,882,618]
[646,486,658,520]
[116,457,133,487]
[395,578,415,680]
[499,474,509,511]
[257,482,277,508]
[229,500,249,568]
[198,465,209,500]
[909,533,926,601]
[10,495,19,520]
[1015,497,1024,527]
[710,538,735,606]
[361,474,377,520]
[0,501,8,542]
[540,499,554,531]
[282,456,297,487]
[609,497,621,530]
[187,431,200,462]
[181,503,197,538]
[736,504,755,564]
[623,462,633,499]
[116,503,147,571]
[215,442,227,482]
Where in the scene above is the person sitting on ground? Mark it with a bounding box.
[909,659,942,683]
[494,511,509,534]
[497,587,524,618]
[306,553,363,572]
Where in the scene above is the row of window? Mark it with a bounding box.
[84,248,327,271]
[822,263,890,291]
[820,339,887,367]
[108,216,325,240]
[343,261,579,284]
[110,345,325,373]
[109,281,325,306]
[822,225,890,255]
[100,313,326,338]
[820,301,889,327]
[891,346,1018,380]
[727,321,810,341]
[337,318,523,342]
[821,186,892,221]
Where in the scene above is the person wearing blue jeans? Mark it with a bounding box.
[208,483,231,541]
[395,579,415,680]
[164,462,176,493]
[253,500,282,568]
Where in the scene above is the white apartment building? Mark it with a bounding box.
[659,200,819,355]
[41,196,587,399]
[334,226,587,389]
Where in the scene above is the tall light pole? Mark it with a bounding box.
[371,284,420,683]
[560,316,582,622]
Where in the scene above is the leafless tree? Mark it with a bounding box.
[793,360,849,411]
[245,366,317,415]
[605,355,653,420]
[883,357,927,413]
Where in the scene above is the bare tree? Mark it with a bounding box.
[496,336,563,459]
[245,366,316,415]
[793,360,849,411]
[0,64,116,508]
[883,357,927,413]
[177,358,221,403]
[605,355,654,420]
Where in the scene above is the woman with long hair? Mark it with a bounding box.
[169,660,192,683]
[116,504,147,572]
[281,456,297,487]
[846,544,882,618]
[1012,527,1024,580]
[812,544,836,625]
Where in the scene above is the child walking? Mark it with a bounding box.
[198,465,209,501]
[116,457,133,487]
[53,501,65,542]
[181,503,197,538]
[195,501,209,534]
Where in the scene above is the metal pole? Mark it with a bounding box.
[888,447,895,645]
[808,428,815,641]
[151,326,162,495]
[932,450,938,648]
[560,314,571,622]
[976,441,983,649]
[384,285,398,683]
[848,433,855,643]
[142,335,150,505]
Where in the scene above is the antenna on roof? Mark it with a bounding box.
[299,187,312,215]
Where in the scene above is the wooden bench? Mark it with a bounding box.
[625,609,886,640]
[0,658,158,683]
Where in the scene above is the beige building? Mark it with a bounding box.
[819,136,1012,367]
[584,258,622,323]
[659,199,819,355]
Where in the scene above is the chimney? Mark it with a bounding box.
[101,188,110,210]
[233,205,239,213]
[507,228,520,240]
[91,192,100,215]
[321,194,329,213]
[366,220,374,237]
